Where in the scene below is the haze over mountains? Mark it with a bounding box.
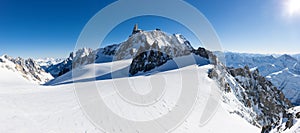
[0,25,300,132]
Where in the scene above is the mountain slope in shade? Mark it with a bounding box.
[0,55,53,84]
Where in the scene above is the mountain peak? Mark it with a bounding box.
[115,29,194,60]
[278,54,297,61]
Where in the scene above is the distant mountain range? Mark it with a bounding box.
[35,58,64,68]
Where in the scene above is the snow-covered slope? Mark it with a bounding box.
[46,54,210,85]
[4,53,300,132]
[225,52,300,105]
[0,75,99,133]
[0,55,53,84]
[42,55,260,132]
[46,48,300,132]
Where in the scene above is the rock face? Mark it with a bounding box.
[229,67,291,125]
[121,29,197,75]
[192,47,217,65]
[0,55,53,84]
[208,62,293,132]
[129,50,171,75]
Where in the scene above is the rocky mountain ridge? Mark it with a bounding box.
[225,52,300,105]
[0,55,53,84]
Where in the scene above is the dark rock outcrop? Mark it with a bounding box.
[192,47,217,65]
[129,50,171,75]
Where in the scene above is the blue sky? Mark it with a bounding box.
[0,0,299,58]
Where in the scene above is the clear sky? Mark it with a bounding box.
[0,0,299,58]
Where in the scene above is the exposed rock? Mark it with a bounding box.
[208,62,292,131]
[192,47,217,65]
[296,112,300,119]
[261,125,272,133]
[284,113,293,130]
[208,68,218,79]
[230,67,291,125]
[129,50,171,75]
[192,47,209,59]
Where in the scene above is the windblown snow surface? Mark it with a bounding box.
[0,56,260,132]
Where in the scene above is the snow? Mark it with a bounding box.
[0,65,31,86]
[250,67,258,72]
[35,58,64,67]
[0,83,99,133]
[270,70,284,75]
[0,59,260,132]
